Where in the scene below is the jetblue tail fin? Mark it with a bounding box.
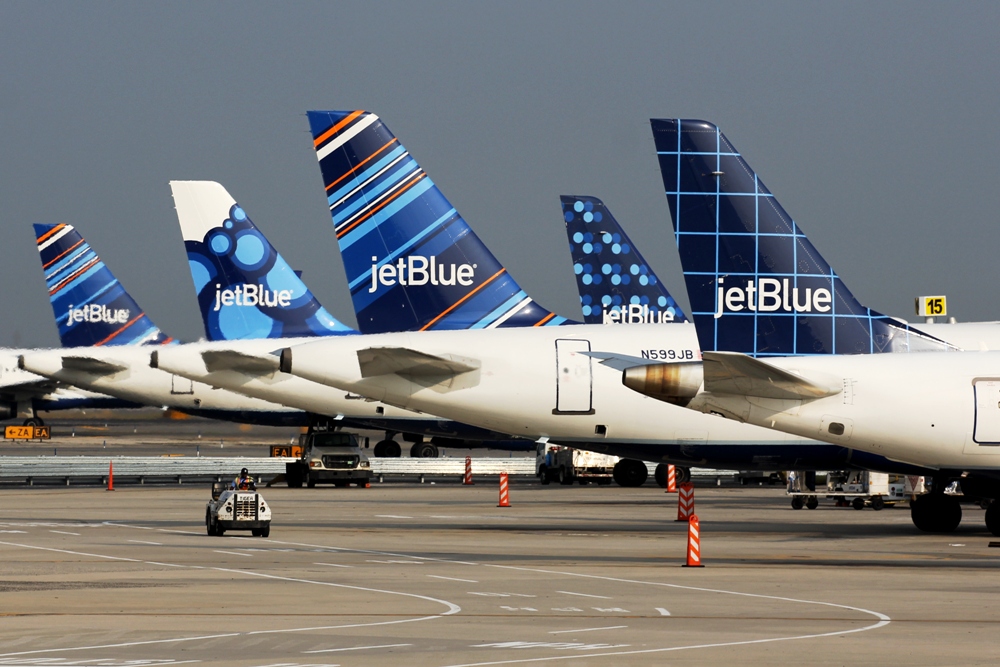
[34,224,173,348]
[561,195,686,325]
[171,181,354,341]
[649,119,951,356]
[307,110,567,333]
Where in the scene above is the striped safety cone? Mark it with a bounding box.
[676,482,694,521]
[107,461,115,492]
[683,514,704,567]
[666,464,677,493]
[463,456,474,485]
[498,472,510,507]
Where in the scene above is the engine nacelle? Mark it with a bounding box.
[622,362,703,407]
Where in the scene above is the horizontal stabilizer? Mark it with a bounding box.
[582,351,668,371]
[357,347,480,378]
[703,351,841,399]
[61,356,127,375]
[202,349,280,374]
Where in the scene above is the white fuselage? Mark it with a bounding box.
[273,323,816,449]
[687,350,1000,471]
[18,347,299,416]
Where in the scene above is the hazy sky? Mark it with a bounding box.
[2,1,999,347]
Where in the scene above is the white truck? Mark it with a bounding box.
[206,481,271,537]
[285,430,372,488]
[537,443,617,485]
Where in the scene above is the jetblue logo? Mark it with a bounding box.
[368,256,476,293]
[213,284,293,312]
[714,278,832,319]
[67,304,130,324]
[602,305,675,324]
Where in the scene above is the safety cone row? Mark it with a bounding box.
[107,461,114,491]
[463,456,474,485]
[683,514,704,567]
[498,472,510,507]
[666,464,677,493]
[676,482,694,521]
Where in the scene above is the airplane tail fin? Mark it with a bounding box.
[561,195,686,325]
[171,181,354,341]
[34,224,173,347]
[649,119,951,356]
[307,110,566,333]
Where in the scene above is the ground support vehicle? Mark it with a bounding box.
[537,444,617,485]
[788,470,905,510]
[285,430,371,488]
[206,482,271,537]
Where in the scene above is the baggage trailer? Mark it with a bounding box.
[787,470,906,510]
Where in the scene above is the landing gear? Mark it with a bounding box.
[409,441,440,458]
[985,502,1000,537]
[373,440,401,457]
[612,459,648,487]
[653,464,690,488]
[22,416,44,427]
[910,493,962,533]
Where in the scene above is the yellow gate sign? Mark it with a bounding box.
[270,444,303,458]
[5,425,51,440]
[916,296,947,318]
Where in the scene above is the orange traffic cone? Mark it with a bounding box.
[497,472,510,507]
[683,514,704,567]
[107,461,115,491]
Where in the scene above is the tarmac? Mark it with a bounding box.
[1,477,999,666]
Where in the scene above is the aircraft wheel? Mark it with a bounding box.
[384,441,402,458]
[911,494,962,532]
[414,442,439,458]
[612,459,648,487]
[986,502,1000,537]
[22,417,44,427]
[654,464,668,488]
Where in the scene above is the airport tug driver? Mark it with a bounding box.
[232,468,255,491]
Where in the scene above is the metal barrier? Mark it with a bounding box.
[0,455,726,486]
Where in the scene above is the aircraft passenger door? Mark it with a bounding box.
[553,339,594,415]
[171,374,194,395]
[973,380,1000,444]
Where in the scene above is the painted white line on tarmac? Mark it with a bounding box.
[428,575,478,583]
[314,562,353,568]
[0,539,461,660]
[549,626,627,635]
[375,514,412,519]
[127,539,162,545]
[304,643,412,654]
[49,530,80,536]
[655,608,671,616]
[555,591,610,600]
[214,550,253,557]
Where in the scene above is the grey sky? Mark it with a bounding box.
[2,2,999,347]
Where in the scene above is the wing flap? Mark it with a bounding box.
[201,350,280,374]
[357,347,480,378]
[61,356,128,375]
[703,351,841,399]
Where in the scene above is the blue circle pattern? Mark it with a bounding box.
[564,197,682,323]
[188,203,352,340]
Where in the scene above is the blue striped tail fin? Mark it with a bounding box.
[34,223,173,347]
[561,195,686,325]
[306,110,567,333]
[649,118,951,356]
[171,181,355,341]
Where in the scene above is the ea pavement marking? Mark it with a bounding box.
[303,643,413,654]
[0,539,461,660]
[549,626,627,635]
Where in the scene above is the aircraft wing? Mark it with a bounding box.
[202,349,280,374]
[357,347,480,378]
[703,351,841,400]
[60,356,128,375]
